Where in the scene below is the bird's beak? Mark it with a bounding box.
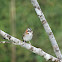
[26,30,28,32]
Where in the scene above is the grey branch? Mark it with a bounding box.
[0,30,59,62]
[0,41,12,43]
[31,0,62,60]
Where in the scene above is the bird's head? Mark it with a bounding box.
[26,28,33,34]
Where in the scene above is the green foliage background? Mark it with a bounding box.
[0,0,62,62]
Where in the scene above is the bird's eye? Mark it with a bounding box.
[27,28,32,32]
[28,30,30,32]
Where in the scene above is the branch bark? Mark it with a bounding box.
[0,30,59,62]
[0,41,12,43]
[31,0,62,60]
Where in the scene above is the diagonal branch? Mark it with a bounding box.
[0,30,59,62]
[31,0,62,60]
[0,41,12,43]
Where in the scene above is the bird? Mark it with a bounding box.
[22,28,33,44]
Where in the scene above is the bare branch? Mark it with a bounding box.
[31,0,62,60]
[0,41,12,43]
[0,30,59,62]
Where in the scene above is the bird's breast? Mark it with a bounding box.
[23,33,33,41]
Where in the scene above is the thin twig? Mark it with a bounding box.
[0,41,12,43]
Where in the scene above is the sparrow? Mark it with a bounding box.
[22,28,33,44]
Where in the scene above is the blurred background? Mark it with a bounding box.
[0,0,62,62]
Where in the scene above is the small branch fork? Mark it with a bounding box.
[31,0,62,60]
[0,30,60,62]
